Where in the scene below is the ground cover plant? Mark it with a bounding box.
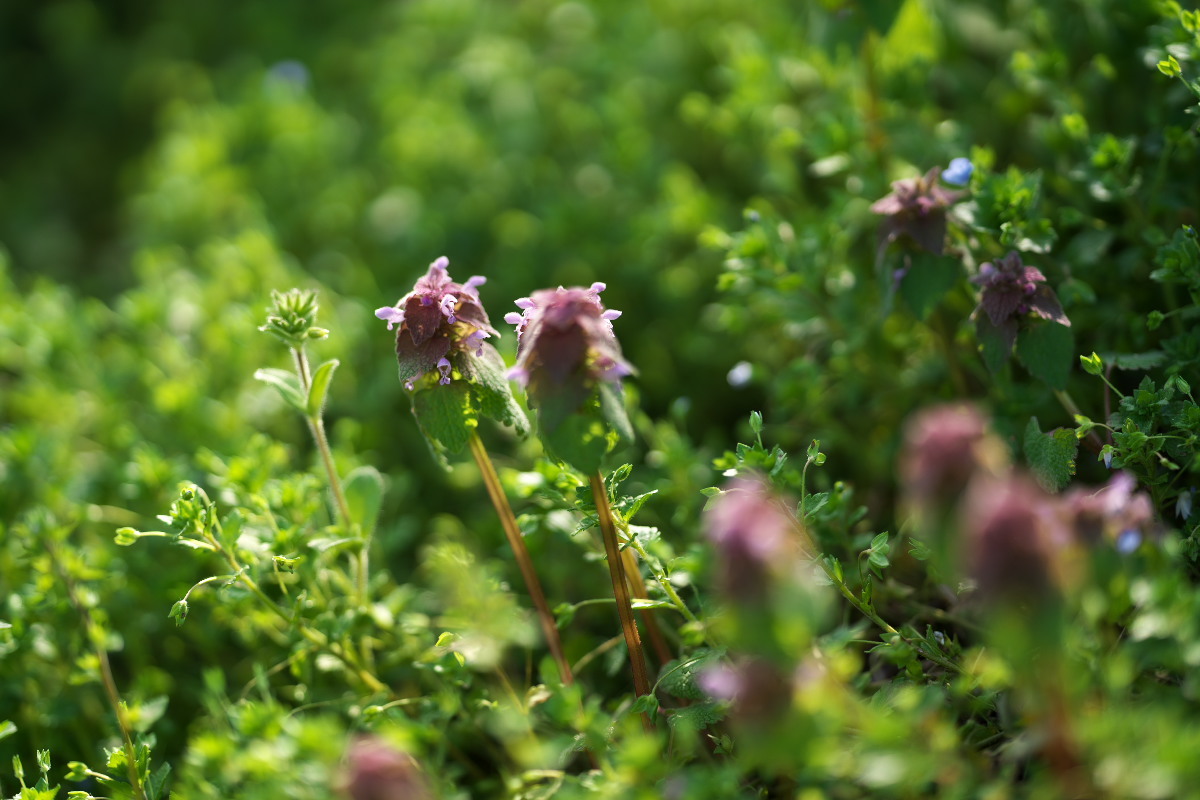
[5,0,1200,797]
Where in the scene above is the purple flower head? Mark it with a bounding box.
[942,157,974,186]
[705,477,804,601]
[962,476,1067,604]
[870,166,964,255]
[374,256,498,391]
[341,736,431,800]
[1062,471,1157,549]
[505,282,633,407]
[971,251,1070,352]
[900,404,1008,509]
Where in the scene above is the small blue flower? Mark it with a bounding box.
[1116,529,1142,554]
[942,157,974,186]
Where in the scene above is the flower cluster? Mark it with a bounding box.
[899,404,1158,605]
[375,256,498,390]
[971,251,1070,348]
[504,282,633,404]
[870,166,965,255]
[1061,472,1156,553]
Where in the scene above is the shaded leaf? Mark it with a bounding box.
[1024,416,1078,492]
[1015,320,1074,389]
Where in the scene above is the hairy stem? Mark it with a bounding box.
[590,472,653,701]
[469,433,574,685]
[291,347,369,612]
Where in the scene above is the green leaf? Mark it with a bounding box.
[458,347,530,436]
[411,382,478,466]
[899,252,962,320]
[657,650,723,700]
[1106,351,1167,371]
[147,761,173,800]
[1015,320,1074,389]
[1024,417,1078,492]
[537,384,628,473]
[253,368,306,412]
[0,720,15,741]
[305,359,339,417]
[667,701,726,732]
[629,599,674,610]
[976,317,1013,373]
[344,466,385,534]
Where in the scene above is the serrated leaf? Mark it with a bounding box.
[253,368,305,412]
[668,701,726,732]
[411,381,478,465]
[1024,417,1078,492]
[802,492,830,516]
[657,650,723,700]
[620,491,658,522]
[305,359,339,417]
[458,347,530,436]
[1015,320,1074,389]
[899,252,962,320]
[344,466,384,534]
[1105,351,1167,371]
[147,761,173,800]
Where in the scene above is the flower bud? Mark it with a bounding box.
[871,167,964,255]
[504,283,632,409]
[704,477,804,602]
[340,736,432,800]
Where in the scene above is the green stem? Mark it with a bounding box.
[469,433,574,686]
[590,472,653,701]
[202,523,389,695]
[818,558,960,674]
[47,537,148,800]
[622,535,699,628]
[292,347,369,614]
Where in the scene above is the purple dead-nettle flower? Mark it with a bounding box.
[341,736,432,800]
[871,166,964,255]
[971,251,1070,351]
[1061,471,1156,549]
[942,157,974,186]
[705,477,806,601]
[900,404,1008,509]
[962,476,1067,602]
[505,282,634,402]
[374,255,499,391]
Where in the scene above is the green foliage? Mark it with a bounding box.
[8,0,1200,797]
[1024,417,1079,492]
